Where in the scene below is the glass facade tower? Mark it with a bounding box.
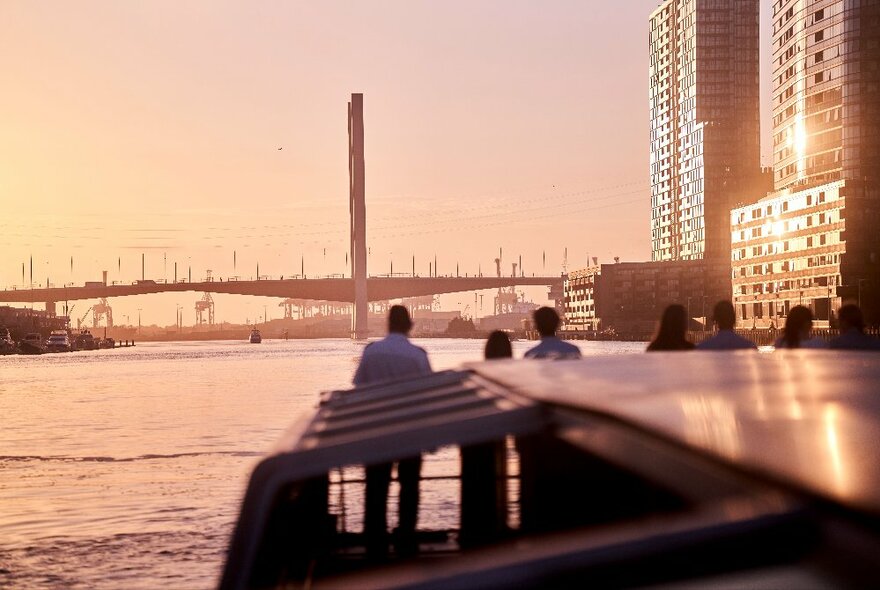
[649,0,761,266]
[772,0,880,190]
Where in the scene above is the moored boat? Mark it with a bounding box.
[0,327,15,354]
[73,330,97,351]
[221,352,880,589]
[18,332,45,354]
[45,330,71,352]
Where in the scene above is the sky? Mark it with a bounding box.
[0,1,774,325]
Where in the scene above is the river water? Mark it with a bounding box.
[0,338,644,589]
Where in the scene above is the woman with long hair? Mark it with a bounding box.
[775,305,827,349]
[484,330,513,359]
[647,304,695,352]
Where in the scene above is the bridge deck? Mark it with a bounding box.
[0,276,562,304]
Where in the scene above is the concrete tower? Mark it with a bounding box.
[349,93,369,339]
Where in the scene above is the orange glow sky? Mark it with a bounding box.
[0,1,773,324]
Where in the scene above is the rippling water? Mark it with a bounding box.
[0,338,644,589]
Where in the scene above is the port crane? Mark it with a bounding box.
[92,298,113,328]
[195,292,215,325]
[77,306,93,329]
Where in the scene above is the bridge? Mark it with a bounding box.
[0,276,563,309]
[5,95,563,336]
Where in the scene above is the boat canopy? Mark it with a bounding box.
[222,369,547,589]
[221,352,880,590]
[469,351,880,518]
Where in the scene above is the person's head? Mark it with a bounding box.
[655,304,689,343]
[712,300,737,331]
[838,304,865,333]
[388,305,413,334]
[533,307,561,337]
[783,305,813,348]
[485,331,513,359]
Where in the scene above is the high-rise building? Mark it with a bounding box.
[772,0,880,190]
[731,0,880,326]
[649,0,761,265]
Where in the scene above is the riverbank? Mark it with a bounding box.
[556,327,880,346]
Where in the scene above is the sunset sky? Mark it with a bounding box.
[0,1,773,324]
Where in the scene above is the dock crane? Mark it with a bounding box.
[195,292,215,325]
[92,298,113,328]
[77,306,93,329]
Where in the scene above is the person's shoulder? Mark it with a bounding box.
[523,343,543,358]
[695,335,718,350]
[561,339,580,350]
[731,332,758,349]
[361,340,381,353]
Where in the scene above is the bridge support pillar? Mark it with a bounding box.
[45,301,57,316]
[349,93,369,339]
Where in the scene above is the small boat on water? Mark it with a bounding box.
[73,329,97,351]
[221,352,880,589]
[249,328,262,344]
[18,333,45,355]
[45,330,71,353]
[0,328,15,355]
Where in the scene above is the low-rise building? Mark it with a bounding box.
[564,260,719,335]
[563,266,601,331]
[730,179,878,328]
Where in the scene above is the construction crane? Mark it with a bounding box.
[195,292,215,325]
[77,306,93,329]
[92,298,113,328]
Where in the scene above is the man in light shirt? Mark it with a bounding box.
[524,307,581,359]
[697,300,758,351]
[353,305,432,558]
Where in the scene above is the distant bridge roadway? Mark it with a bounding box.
[0,276,563,306]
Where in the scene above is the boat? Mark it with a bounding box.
[73,329,97,351]
[221,352,880,589]
[45,330,71,352]
[249,328,262,344]
[18,332,45,354]
[0,327,15,354]
[45,330,69,352]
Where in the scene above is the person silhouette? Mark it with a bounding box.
[524,307,581,359]
[647,304,694,351]
[484,330,513,359]
[775,305,827,349]
[696,300,757,350]
[829,304,880,350]
[353,305,432,559]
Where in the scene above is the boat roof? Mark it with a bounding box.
[222,351,880,589]
[467,351,880,518]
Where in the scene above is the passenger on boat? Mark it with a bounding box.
[484,330,513,359]
[524,307,581,359]
[830,305,880,351]
[775,306,827,349]
[353,305,432,559]
[647,304,695,352]
[696,301,758,351]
